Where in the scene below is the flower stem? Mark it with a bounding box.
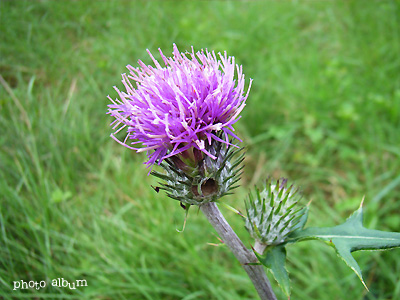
[254,240,268,255]
[200,202,277,300]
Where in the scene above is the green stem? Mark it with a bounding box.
[200,202,277,300]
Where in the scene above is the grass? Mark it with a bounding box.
[1,0,399,299]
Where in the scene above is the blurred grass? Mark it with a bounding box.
[1,0,399,299]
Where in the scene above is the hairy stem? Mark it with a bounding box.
[200,202,277,300]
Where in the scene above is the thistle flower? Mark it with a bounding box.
[245,179,305,245]
[108,44,252,168]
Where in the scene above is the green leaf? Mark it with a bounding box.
[288,202,400,289]
[254,245,291,297]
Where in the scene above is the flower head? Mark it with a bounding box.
[245,179,306,245]
[108,44,251,168]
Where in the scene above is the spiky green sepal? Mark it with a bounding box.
[245,178,305,245]
[151,137,244,205]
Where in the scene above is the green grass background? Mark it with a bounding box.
[1,0,400,299]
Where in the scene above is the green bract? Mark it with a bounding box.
[151,136,244,206]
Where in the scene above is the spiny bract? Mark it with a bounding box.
[151,136,244,206]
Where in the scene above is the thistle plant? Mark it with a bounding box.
[108,44,400,300]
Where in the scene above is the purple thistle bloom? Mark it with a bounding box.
[108,44,252,168]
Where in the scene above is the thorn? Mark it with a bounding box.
[360,196,365,208]
[362,280,370,292]
[151,185,160,193]
[307,198,313,207]
[207,242,225,247]
[211,232,224,244]
[180,202,187,210]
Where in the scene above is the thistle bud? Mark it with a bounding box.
[245,178,305,245]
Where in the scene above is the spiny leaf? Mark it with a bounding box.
[270,191,275,207]
[150,171,171,181]
[275,200,283,215]
[266,223,271,235]
[277,184,285,199]
[254,245,291,297]
[220,202,244,217]
[267,207,274,223]
[229,155,245,172]
[288,202,400,289]
[176,204,191,233]
[216,146,242,176]
[166,193,184,202]
[229,176,242,187]
[281,186,291,206]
